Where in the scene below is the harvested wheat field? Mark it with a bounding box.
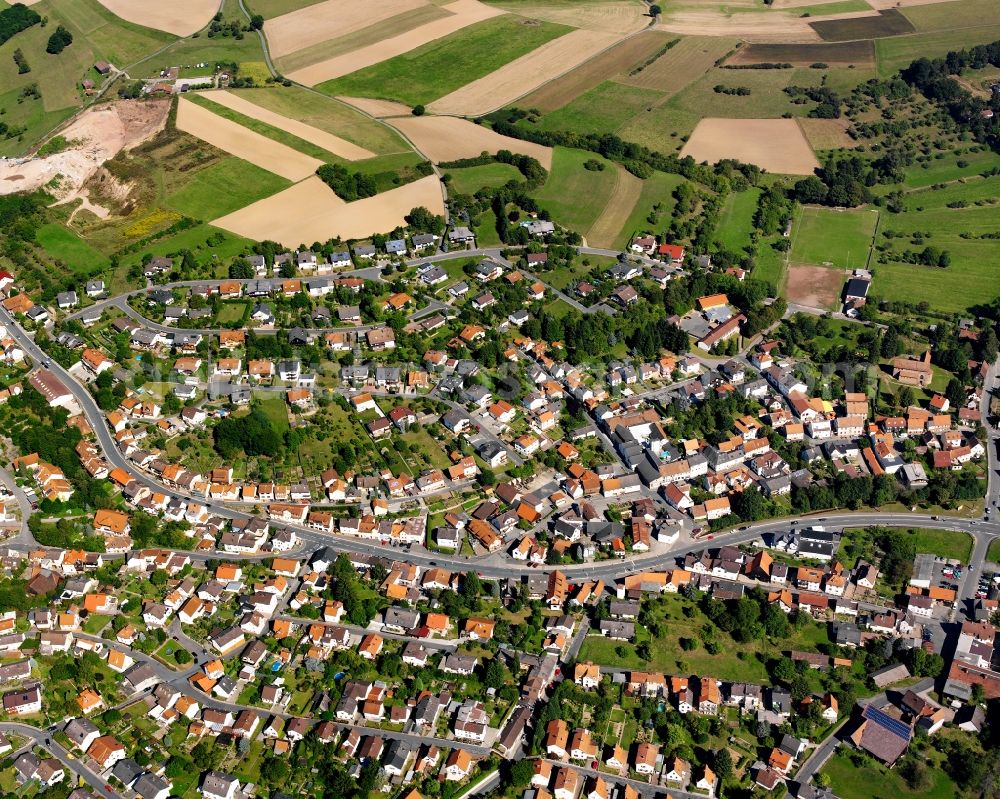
[681,118,820,175]
[0,100,169,199]
[387,116,553,169]
[265,0,428,58]
[658,10,822,42]
[797,118,858,151]
[487,0,650,33]
[786,264,844,310]
[202,91,375,160]
[175,98,322,182]
[585,165,643,249]
[428,29,622,115]
[92,0,218,36]
[337,97,415,118]
[286,0,506,85]
[518,30,676,113]
[213,174,445,247]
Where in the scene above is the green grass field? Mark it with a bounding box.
[906,529,974,562]
[165,158,291,219]
[822,750,957,799]
[988,538,1000,564]
[534,80,666,136]
[445,162,524,195]
[715,186,761,254]
[902,146,1000,189]
[474,208,503,247]
[901,0,997,32]
[791,206,878,269]
[256,396,290,433]
[612,170,685,249]
[791,0,869,15]
[228,86,412,155]
[903,175,1000,211]
[531,147,619,236]
[316,16,571,106]
[874,203,1000,313]
[35,222,107,273]
[876,23,1000,77]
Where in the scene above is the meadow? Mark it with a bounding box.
[822,750,957,799]
[316,16,571,106]
[245,0,324,18]
[611,171,685,249]
[35,223,107,273]
[790,206,878,270]
[445,162,524,195]
[533,80,665,135]
[715,187,761,254]
[530,147,619,236]
[876,23,1000,77]
[164,158,291,219]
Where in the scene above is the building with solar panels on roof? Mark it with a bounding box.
[849,704,912,765]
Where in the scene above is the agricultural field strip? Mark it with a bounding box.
[211,174,445,247]
[199,90,376,161]
[90,0,217,36]
[386,115,553,169]
[585,164,643,249]
[427,28,624,115]
[264,0,427,59]
[680,118,820,175]
[284,0,506,86]
[175,97,323,182]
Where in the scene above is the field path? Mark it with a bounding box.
[202,91,376,160]
[585,165,643,249]
[175,98,323,182]
[285,0,506,86]
[427,29,623,116]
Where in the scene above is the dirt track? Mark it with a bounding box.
[175,98,323,182]
[681,118,820,175]
[428,29,623,116]
[286,0,506,86]
[387,115,553,169]
[0,100,170,199]
[212,174,445,247]
[265,0,428,58]
[203,91,375,160]
[92,0,218,36]
[786,264,844,310]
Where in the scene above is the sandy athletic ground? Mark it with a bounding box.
[786,264,844,310]
[175,98,323,182]
[265,0,428,59]
[428,29,623,116]
[0,100,169,199]
[286,0,506,86]
[681,118,820,175]
[203,91,375,160]
[92,0,218,36]
[386,115,553,169]
[212,174,445,247]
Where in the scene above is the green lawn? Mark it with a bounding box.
[715,187,761,255]
[165,157,291,219]
[216,301,250,324]
[35,222,107,273]
[531,146,619,236]
[474,208,503,247]
[257,395,290,434]
[445,162,524,195]
[791,205,878,269]
[316,16,572,106]
[988,539,1000,564]
[822,750,957,799]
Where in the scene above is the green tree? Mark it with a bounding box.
[45,25,72,54]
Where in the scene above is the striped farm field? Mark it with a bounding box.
[585,164,643,249]
[619,35,738,93]
[483,0,650,33]
[516,29,675,113]
[725,40,875,67]
[428,28,623,115]
[175,98,323,182]
[198,90,376,160]
[387,115,553,169]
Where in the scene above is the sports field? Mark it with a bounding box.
[317,15,571,106]
[790,206,877,269]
